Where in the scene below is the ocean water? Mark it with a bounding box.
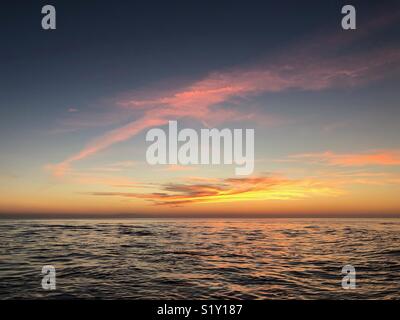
[0,218,399,299]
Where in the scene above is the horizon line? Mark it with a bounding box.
[1,213,400,219]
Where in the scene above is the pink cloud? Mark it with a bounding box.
[50,116,167,176]
[48,12,400,177]
[291,150,400,167]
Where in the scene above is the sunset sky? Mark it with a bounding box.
[0,0,399,217]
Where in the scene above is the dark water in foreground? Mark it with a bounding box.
[0,218,399,299]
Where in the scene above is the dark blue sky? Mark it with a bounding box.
[0,0,399,152]
[0,0,391,121]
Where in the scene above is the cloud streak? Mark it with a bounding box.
[48,12,400,177]
[86,175,342,206]
[290,150,400,167]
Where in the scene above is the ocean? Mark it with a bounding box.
[0,218,399,299]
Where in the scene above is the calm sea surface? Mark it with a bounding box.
[0,218,399,299]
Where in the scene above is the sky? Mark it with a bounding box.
[0,0,400,217]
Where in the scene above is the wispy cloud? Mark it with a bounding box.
[309,170,400,186]
[48,11,400,177]
[158,164,197,172]
[45,167,139,188]
[86,174,342,206]
[290,150,400,167]
[89,161,136,173]
[49,117,166,176]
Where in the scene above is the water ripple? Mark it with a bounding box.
[0,218,399,299]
